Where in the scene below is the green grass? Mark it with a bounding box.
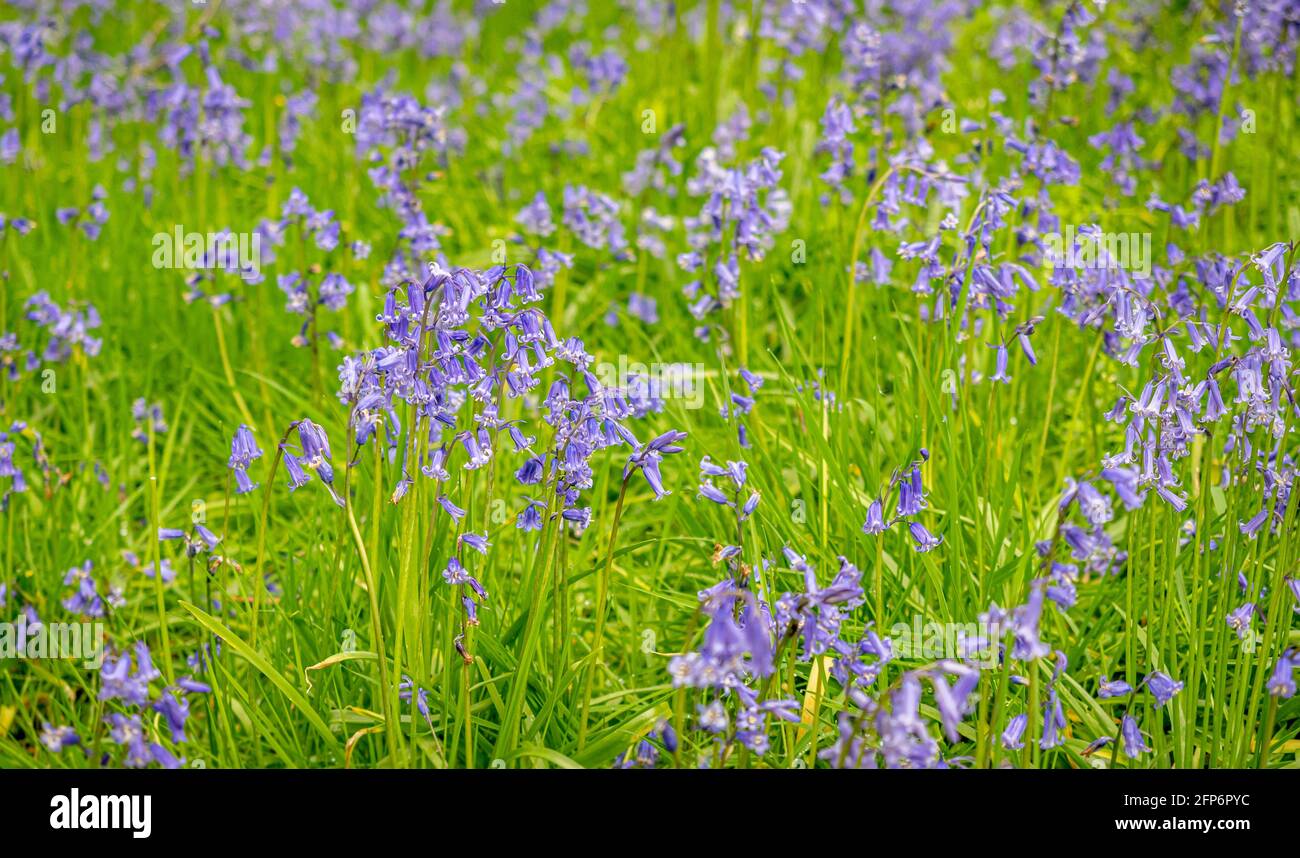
[1,0,1298,769]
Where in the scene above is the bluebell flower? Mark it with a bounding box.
[61,560,104,618]
[398,676,435,730]
[106,712,180,769]
[862,498,889,534]
[908,521,943,552]
[143,558,176,583]
[158,523,221,558]
[227,424,263,494]
[517,498,544,531]
[459,532,491,555]
[1120,714,1149,757]
[989,343,1012,383]
[896,466,928,516]
[1099,676,1133,699]
[283,451,310,490]
[658,721,678,754]
[437,494,466,522]
[1010,581,1051,661]
[454,633,473,665]
[442,557,470,586]
[515,455,545,485]
[1144,671,1184,708]
[152,689,192,743]
[281,420,343,506]
[1226,602,1256,640]
[562,506,592,531]
[177,676,211,694]
[40,723,80,753]
[625,430,687,500]
[99,643,158,706]
[1266,650,1297,698]
[930,662,979,743]
[1040,689,1067,750]
[697,700,728,733]
[669,587,774,689]
[713,544,742,564]
[698,482,733,507]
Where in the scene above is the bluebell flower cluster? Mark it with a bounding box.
[4,0,1299,774]
[95,641,210,768]
[2,292,102,383]
[861,450,943,553]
